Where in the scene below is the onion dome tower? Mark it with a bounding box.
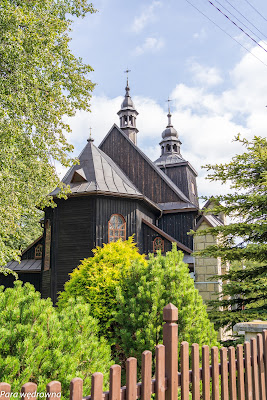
[117,74,139,145]
[154,110,184,166]
[154,108,199,207]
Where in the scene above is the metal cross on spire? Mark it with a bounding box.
[166,97,172,114]
[124,68,131,86]
[87,126,94,142]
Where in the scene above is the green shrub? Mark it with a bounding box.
[57,237,147,338]
[0,281,112,398]
[114,245,219,367]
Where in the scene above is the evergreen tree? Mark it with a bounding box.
[0,281,112,398]
[114,246,218,367]
[193,136,267,330]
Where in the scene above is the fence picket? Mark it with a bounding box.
[263,331,267,396]
[70,378,83,400]
[202,345,210,400]
[126,358,137,400]
[46,381,61,399]
[211,347,219,400]
[236,345,245,400]
[244,342,253,400]
[141,351,152,400]
[220,348,228,400]
[110,365,121,400]
[229,347,237,400]
[251,338,260,400]
[163,304,178,400]
[257,334,266,400]
[21,383,37,400]
[181,341,189,400]
[192,343,200,400]
[91,373,103,400]
[155,345,165,400]
[0,383,11,400]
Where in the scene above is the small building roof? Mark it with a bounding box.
[5,259,41,272]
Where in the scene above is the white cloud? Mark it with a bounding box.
[131,1,162,33]
[63,43,267,197]
[193,28,207,40]
[190,62,223,87]
[134,37,164,55]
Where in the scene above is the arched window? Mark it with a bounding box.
[173,144,177,152]
[166,144,171,152]
[108,214,126,242]
[35,244,43,259]
[153,237,164,252]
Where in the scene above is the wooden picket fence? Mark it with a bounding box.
[1,303,267,400]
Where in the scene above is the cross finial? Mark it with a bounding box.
[87,126,94,142]
[124,68,131,86]
[166,97,172,114]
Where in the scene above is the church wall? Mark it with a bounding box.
[160,164,198,207]
[95,196,155,252]
[50,196,96,301]
[142,223,172,254]
[158,211,196,250]
[100,127,181,203]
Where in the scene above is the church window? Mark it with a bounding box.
[153,237,164,252]
[35,244,43,259]
[129,115,132,124]
[108,214,126,242]
[124,116,127,125]
[161,146,164,155]
[167,144,171,152]
[173,144,177,152]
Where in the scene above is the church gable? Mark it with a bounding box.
[99,125,191,204]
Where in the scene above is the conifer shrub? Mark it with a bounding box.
[57,237,147,338]
[0,281,111,398]
[114,245,219,366]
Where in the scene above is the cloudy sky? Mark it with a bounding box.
[62,0,267,201]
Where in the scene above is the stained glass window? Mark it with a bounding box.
[109,214,126,242]
[153,237,164,252]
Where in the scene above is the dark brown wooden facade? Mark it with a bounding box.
[3,92,200,301]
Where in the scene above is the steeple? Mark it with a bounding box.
[154,109,184,167]
[117,71,139,145]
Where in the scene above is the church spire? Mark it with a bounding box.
[117,70,139,145]
[154,103,184,167]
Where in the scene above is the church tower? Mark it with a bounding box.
[117,76,139,145]
[154,109,199,207]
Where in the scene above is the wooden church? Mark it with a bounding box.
[2,79,225,304]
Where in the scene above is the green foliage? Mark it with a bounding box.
[0,281,112,397]
[0,266,18,279]
[114,245,219,367]
[193,136,267,330]
[0,0,95,264]
[57,237,147,338]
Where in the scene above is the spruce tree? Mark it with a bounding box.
[193,136,267,330]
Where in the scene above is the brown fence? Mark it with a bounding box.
[1,303,267,400]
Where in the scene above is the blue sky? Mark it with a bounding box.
[61,0,267,200]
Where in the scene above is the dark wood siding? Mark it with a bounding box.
[51,196,96,300]
[0,272,41,292]
[159,164,198,207]
[143,223,172,255]
[41,270,51,299]
[158,212,197,250]
[100,127,181,203]
[22,237,43,260]
[95,196,155,253]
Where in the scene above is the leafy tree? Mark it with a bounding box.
[0,281,112,398]
[57,237,147,338]
[0,0,95,265]
[193,136,267,330]
[114,246,218,367]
